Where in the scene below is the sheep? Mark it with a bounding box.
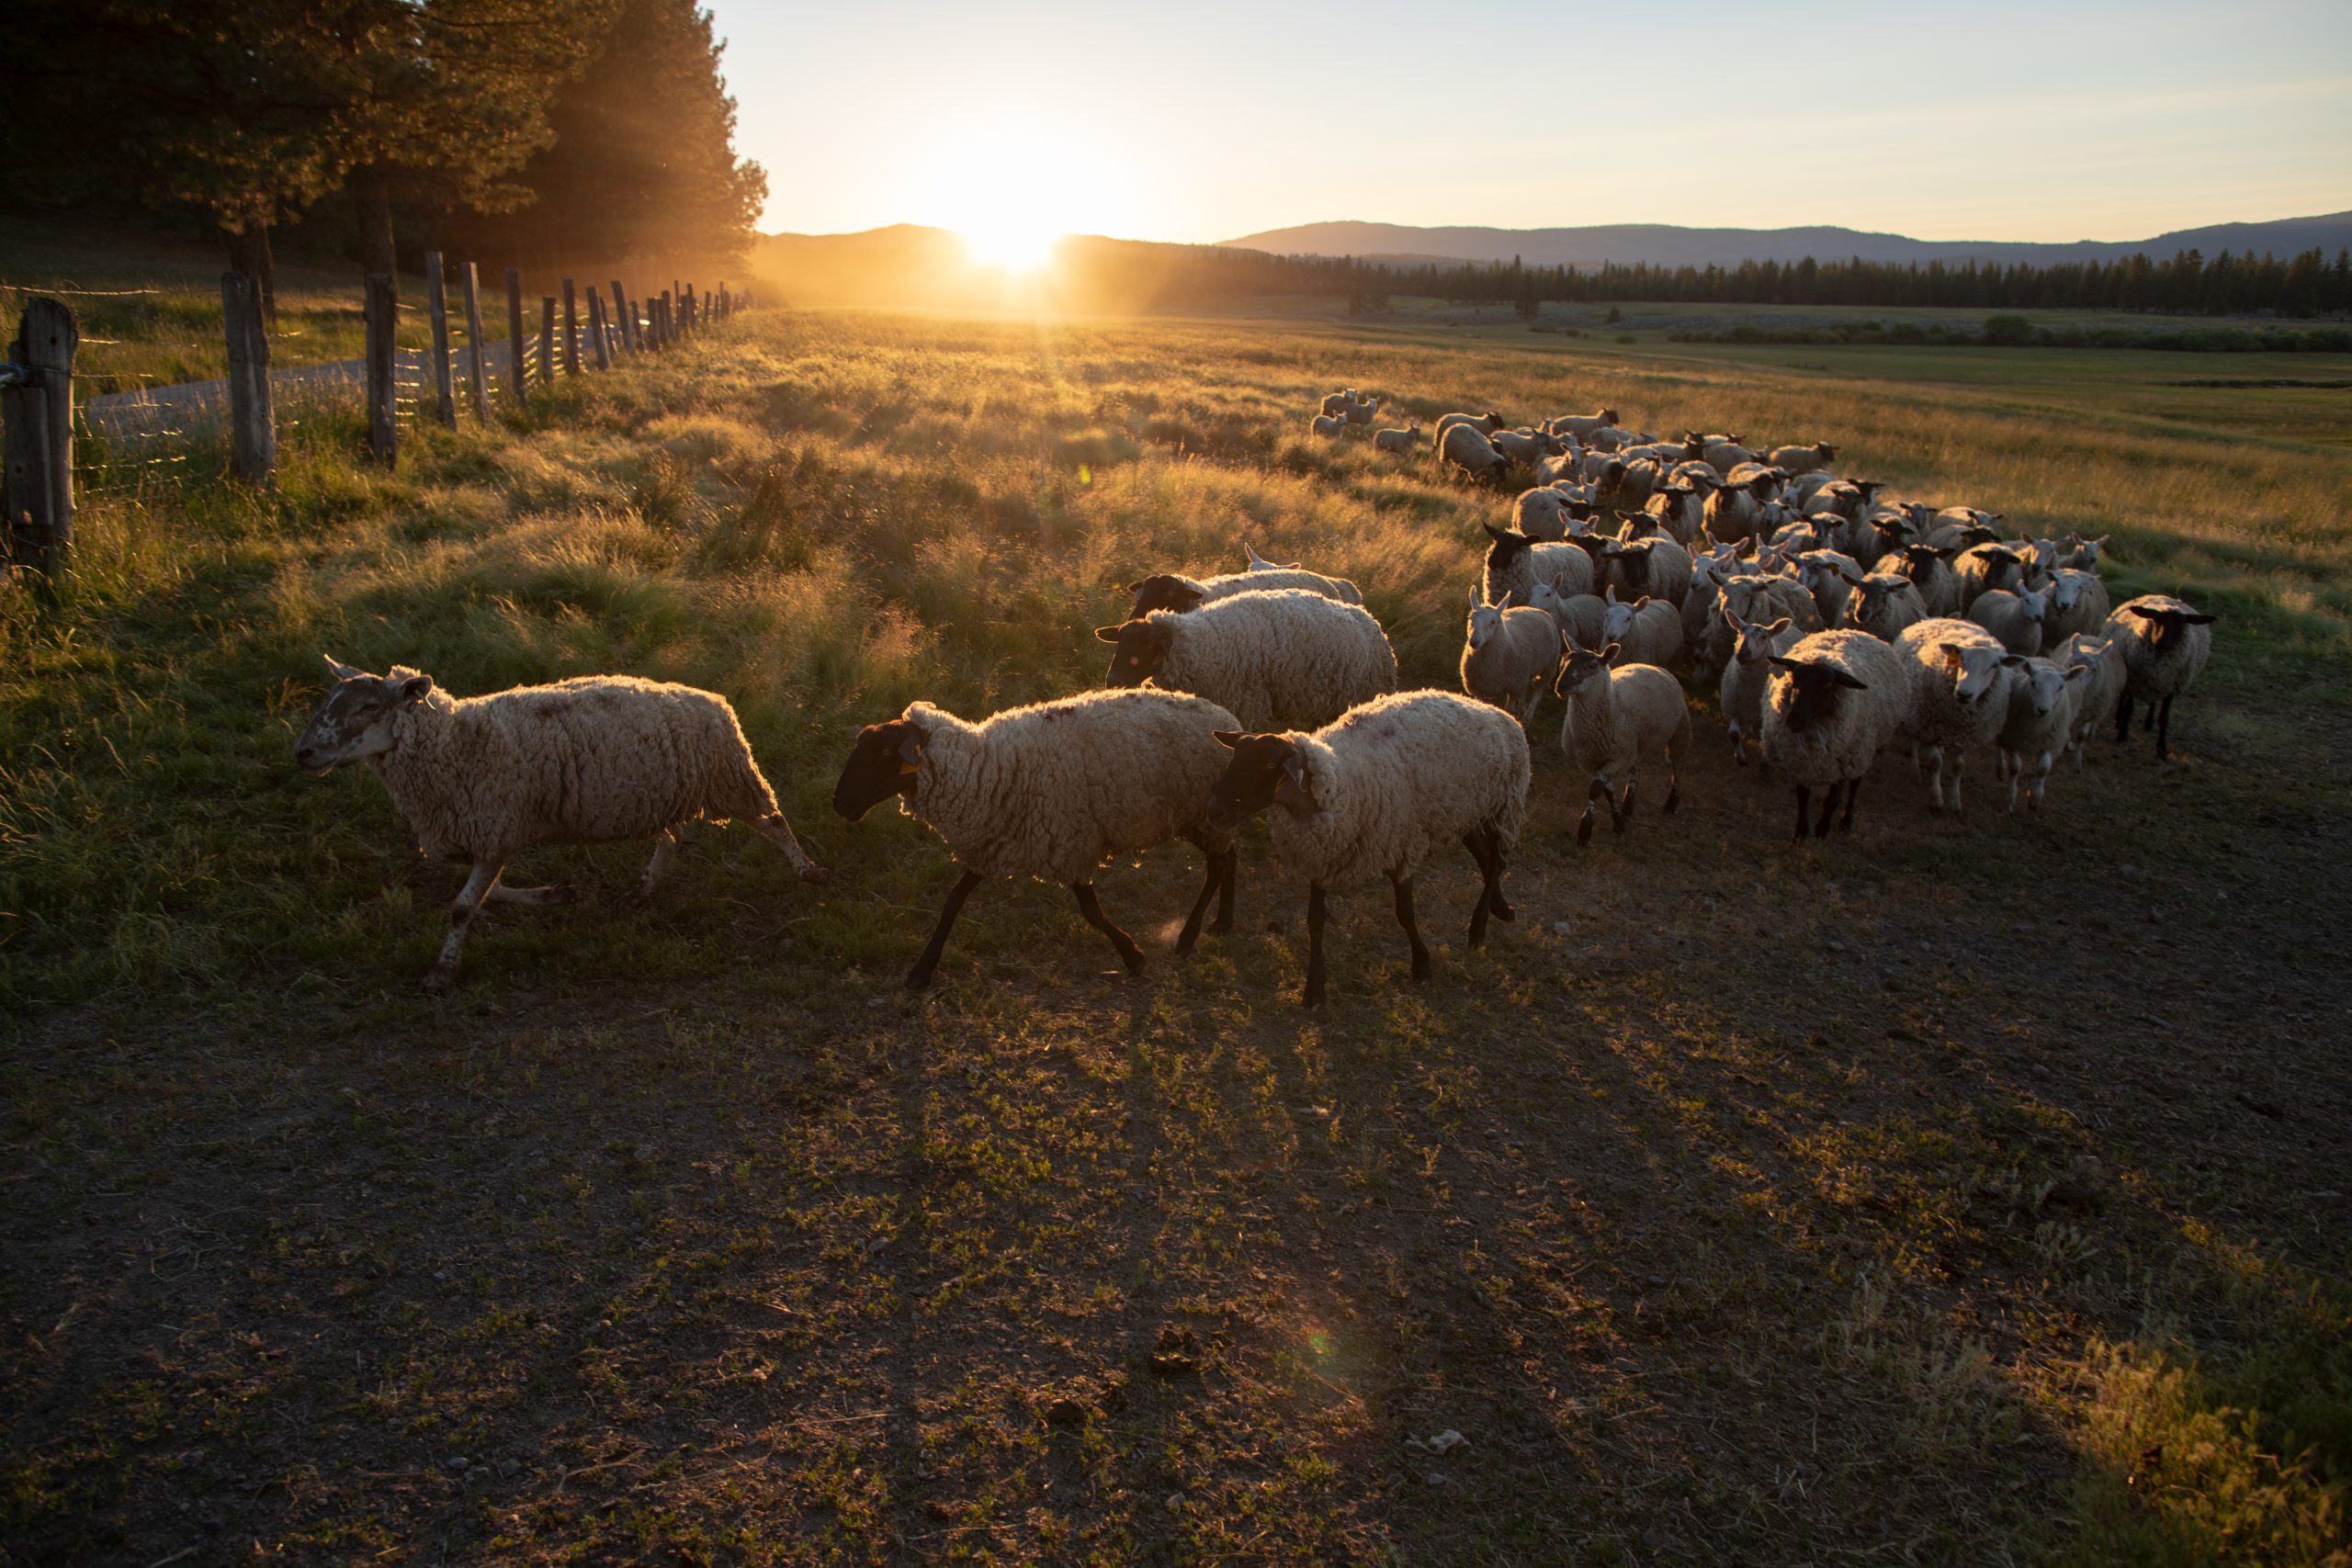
[1512,485,1579,540]
[1342,396,1382,426]
[1241,540,1297,571]
[1125,564,1363,618]
[1875,542,1962,616]
[1835,567,1930,643]
[1681,548,1741,669]
[1435,410,1507,446]
[1954,542,2027,611]
[1096,588,1397,733]
[832,689,1241,988]
[1551,634,1691,844]
[1205,692,1531,1007]
[1602,518,1692,606]
[1491,426,1566,466]
[2062,532,2110,570]
[2042,567,2111,644]
[1373,423,1423,455]
[1996,658,2086,811]
[1460,587,1563,726]
[1686,432,1754,471]
[1926,514,2002,554]
[1766,442,1838,475]
[1527,578,1608,651]
[1548,408,1620,439]
[1965,583,2051,657]
[1600,585,1684,669]
[1482,523,1595,604]
[1534,450,1585,487]
[1442,422,1512,484]
[1722,572,1826,636]
[1577,450,1628,487]
[1645,479,1709,546]
[1717,608,1800,765]
[1702,471,1778,543]
[1895,617,2020,813]
[1794,548,1865,625]
[2055,633,2127,768]
[1758,629,1913,843]
[296,659,825,990]
[1310,412,1350,439]
[2104,594,2217,760]
[1318,389,1360,417]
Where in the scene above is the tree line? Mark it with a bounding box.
[1,0,763,311]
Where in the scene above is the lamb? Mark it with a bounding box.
[1953,542,2028,611]
[2055,633,2127,768]
[1996,658,2086,811]
[1460,588,1563,726]
[1600,585,1684,669]
[1895,617,2020,813]
[1758,629,1912,842]
[1205,692,1531,1007]
[2103,595,2217,760]
[1766,442,1838,474]
[1874,542,1962,616]
[1965,583,2051,657]
[2042,567,2111,644]
[1552,635,1691,844]
[832,689,1241,988]
[1442,422,1512,484]
[1482,523,1595,604]
[1310,412,1350,439]
[295,659,826,990]
[1835,568,1930,643]
[1527,578,1608,650]
[1097,588,1398,733]
[1717,609,1800,765]
[1125,564,1363,618]
[1373,423,1423,454]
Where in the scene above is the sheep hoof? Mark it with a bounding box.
[424,966,458,995]
[1664,784,1680,816]
[903,968,935,992]
[1575,813,1593,847]
[799,864,831,886]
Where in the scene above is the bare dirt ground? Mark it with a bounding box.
[7,680,2346,1565]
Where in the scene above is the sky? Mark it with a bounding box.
[710,0,2352,245]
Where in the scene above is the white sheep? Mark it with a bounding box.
[1548,408,1620,439]
[1965,583,2051,657]
[1953,542,2028,611]
[1552,634,1691,844]
[1482,523,1595,604]
[1996,657,2086,811]
[833,689,1241,987]
[1758,628,1912,842]
[1645,479,1710,546]
[1491,426,1566,466]
[1702,471,1778,543]
[1242,540,1297,571]
[2055,633,2127,768]
[1460,587,1563,726]
[2062,532,2110,570]
[1766,442,1838,475]
[1717,608,1800,765]
[296,660,825,990]
[2042,567,2111,644]
[1318,389,1359,417]
[1125,565,1363,619]
[1603,521,1693,606]
[2103,594,2217,760]
[1310,412,1350,439]
[1205,691,1531,1006]
[1442,422,1512,484]
[1873,543,1962,616]
[1342,395,1382,426]
[1895,617,2020,813]
[1373,423,1424,455]
[1600,585,1683,669]
[1512,485,1579,540]
[1097,588,1398,732]
[1527,578,1608,651]
[1435,410,1507,446]
[1835,567,1930,643]
[1794,548,1865,625]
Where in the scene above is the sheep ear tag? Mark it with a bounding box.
[896,730,925,773]
[1273,756,1316,812]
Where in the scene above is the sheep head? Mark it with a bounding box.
[1206,731,1314,831]
[833,717,927,820]
[1768,656,1869,732]
[1552,635,1616,699]
[1125,574,1206,616]
[1095,618,1172,687]
[295,656,435,774]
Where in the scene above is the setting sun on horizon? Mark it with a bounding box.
[897,119,1130,274]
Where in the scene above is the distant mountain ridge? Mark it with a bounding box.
[1217,214,2352,270]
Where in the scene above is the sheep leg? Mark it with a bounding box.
[1461,827,1512,933]
[1616,777,1638,828]
[1949,754,1966,814]
[1072,883,1146,976]
[2114,696,2132,743]
[629,829,679,904]
[907,870,983,990]
[1791,785,1811,845]
[1814,780,1841,839]
[1174,829,1224,956]
[755,812,828,885]
[1663,768,1680,816]
[1925,748,1947,812]
[1215,849,1237,934]
[489,880,572,907]
[426,862,503,992]
[2155,695,2174,761]
[1392,877,1431,982]
[1303,883,1329,1009]
[1839,777,1861,832]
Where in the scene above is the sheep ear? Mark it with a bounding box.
[323,654,365,682]
[1766,616,1791,635]
[1093,625,1125,643]
[1767,655,1800,671]
[1720,603,1741,631]
[391,671,435,703]
[1830,670,1869,691]
[1211,729,1242,750]
[2182,612,2217,625]
[1999,654,2029,668]
[1600,642,1622,662]
[1634,595,1651,611]
[896,728,926,768]
[2063,664,2090,682]
[1939,644,1966,666]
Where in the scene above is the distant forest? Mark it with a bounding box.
[0,0,763,302]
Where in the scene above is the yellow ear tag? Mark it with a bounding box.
[898,760,922,775]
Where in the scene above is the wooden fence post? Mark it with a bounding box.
[364,272,397,468]
[718,282,729,321]
[659,291,673,346]
[220,271,276,485]
[426,252,457,429]
[607,280,631,354]
[3,296,78,578]
[460,262,490,420]
[504,266,527,409]
[587,290,611,371]
[537,298,556,386]
[560,277,580,377]
[628,299,643,352]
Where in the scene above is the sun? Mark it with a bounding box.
[960,218,1061,275]
[904,118,1131,278]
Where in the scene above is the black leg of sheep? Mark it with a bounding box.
[1071,883,1146,975]
[2155,695,2175,761]
[1839,777,1861,833]
[1303,883,1329,1008]
[907,870,983,989]
[1460,828,1510,944]
[1215,850,1238,935]
[1392,876,1431,982]
[1815,780,1842,839]
[1174,831,1225,957]
[2115,696,2133,743]
[1791,784,1812,846]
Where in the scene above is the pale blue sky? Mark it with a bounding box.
[710,0,2352,243]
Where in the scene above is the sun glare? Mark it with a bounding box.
[907,118,1130,279]
[960,218,1060,274]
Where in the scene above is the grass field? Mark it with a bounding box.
[3,293,2349,1564]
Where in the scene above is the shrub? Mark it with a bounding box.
[1982,315,2035,346]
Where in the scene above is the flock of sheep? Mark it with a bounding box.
[292,386,2215,1004]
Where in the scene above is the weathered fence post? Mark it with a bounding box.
[560,277,580,377]
[537,298,556,387]
[3,296,78,579]
[364,272,398,468]
[659,291,673,346]
[426,252,458,429]
[718,282,729,321]
[587,290,611,371]
[608,280,631,354]
[504,266,527,409]
[628,299,643,352]
[220,271,276,485]
[460,262,490,420]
